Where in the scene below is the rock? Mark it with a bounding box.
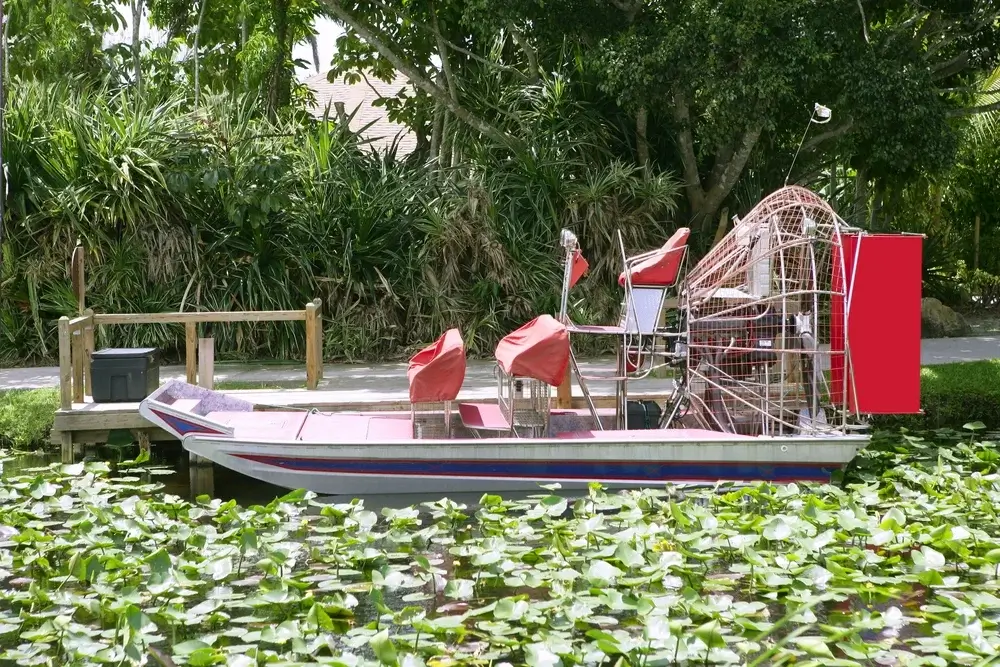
[921,298,971,338]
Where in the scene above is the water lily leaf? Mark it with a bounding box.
[912,546,947,572]
[763,516,792,541]
[524,642,562,667]
[444,579,474,600]
[370,629,398,666]
[880,507,906,530]
[585,560,621,585]
[173,640,211,656]
[792,636,835,658]
[963,421,987,431]
[614,542,644,569]
[209,557,233,581]
[694,620,725,648]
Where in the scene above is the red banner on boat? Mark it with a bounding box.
[831,233,922,414]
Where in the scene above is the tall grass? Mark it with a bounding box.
[0,76,680,365]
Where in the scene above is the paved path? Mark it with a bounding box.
[1,336,997,397]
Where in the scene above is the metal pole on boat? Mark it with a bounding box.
[784,103,832,186]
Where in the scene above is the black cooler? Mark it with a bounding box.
[90,347,160,403]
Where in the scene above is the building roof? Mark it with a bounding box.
[303,70,418,155]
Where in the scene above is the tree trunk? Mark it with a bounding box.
[853,168,868,227]
[131,0,144,92]
[193,0,209,106]
[636,106,650,174]
[268,0,292,117]
[310,34,321,73]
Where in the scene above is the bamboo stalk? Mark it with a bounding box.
[185,322,197,384]
[58,317,72,410]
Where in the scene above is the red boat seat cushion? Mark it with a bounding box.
[569,249,589,289]
[618,227,691,287]
[494,314,570,386]
[407,328,467,403]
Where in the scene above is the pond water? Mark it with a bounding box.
[1,442,601,511]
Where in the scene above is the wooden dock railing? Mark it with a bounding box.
[56,300,324,409]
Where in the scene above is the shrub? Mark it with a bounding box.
[874,360,1000,431]
[0,389,59,449]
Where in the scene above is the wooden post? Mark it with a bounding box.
[83,309,95,398]
[313,298,324,381]
[305,302,319,390]
[58,317,72,410]
[71,241,86,314]
[198,325,214,390]
[556,364,572,409]
[60,432,74,465]
[974,214,981,271]
[192,322,215,497]
[71,329,85,403]
[185,322,198,384]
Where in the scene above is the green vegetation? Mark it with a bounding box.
[874,361,1000,432]
[0,432,999,665]
[0,389,60,450]
[1,1,999,366]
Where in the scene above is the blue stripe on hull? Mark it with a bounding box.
[150,409,224,437]
[234,454,841,483]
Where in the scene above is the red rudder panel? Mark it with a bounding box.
[839,233,923,414]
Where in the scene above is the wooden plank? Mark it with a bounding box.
[198,337,215,390]
[555,364,572,409]
[58,317,72,410]
[313,299,324,381]
[94,311,306,325]
[185,322,197,384]
[305,302,319,390]
[68,315,91,332]
[83,310,95,398]
[71,330,85,403]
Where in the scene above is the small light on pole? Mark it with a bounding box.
[785,103,833,186]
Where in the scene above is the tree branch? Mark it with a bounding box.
[931,50,970,81]
[432,5,459,103]
[322,0,518,149]
[366,0,527,80]
[508,23,540,82]
[671,89,705,212]
[701,124,763,218]
[946,99,1000,117]
[802,117,854,152]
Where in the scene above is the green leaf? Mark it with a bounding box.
[371,629,398,666]
[694,620,725,648]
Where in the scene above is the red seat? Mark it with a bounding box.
[407,328,466,403]
[618,227,690,287]
[569,249,589,289]
[494,315,570,386]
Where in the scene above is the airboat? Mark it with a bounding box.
[140,186,923,496]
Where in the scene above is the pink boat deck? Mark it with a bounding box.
[200,408,752,444]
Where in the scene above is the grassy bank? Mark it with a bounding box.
[1,359,996,450]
